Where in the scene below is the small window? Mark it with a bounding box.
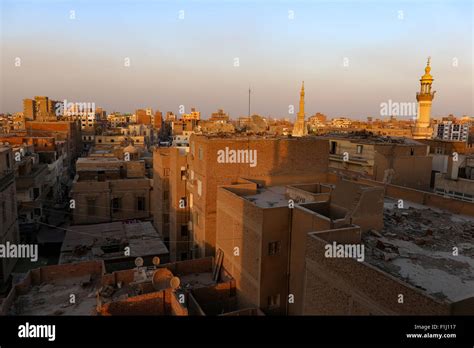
[136,196,145,211]
[112,197,122,213]
[181,224,188,238]
[87,198,96,215]
[268,241,281,255]
[98,139,102,143]
[330,141,337,154]
[1,202,6,223]
[198,146,203,160]
[410,148,414,156]
[356,145,363,154]
[267,294,280,309]
[197,180,202,197]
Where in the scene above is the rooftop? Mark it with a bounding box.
[59,221,168,264]
[363,197,474,302]
[10,274,99,315]
[244,186,288,208]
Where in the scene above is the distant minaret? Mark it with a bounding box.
[413,57,435,139]
[292,81,308,137]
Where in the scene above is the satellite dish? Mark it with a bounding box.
[134,257,144,267]
[170,277,180,290]
[151,268,174,290]
[152,256,160,266]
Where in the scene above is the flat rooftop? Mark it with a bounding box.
[10,274,100,315]
[244,186,288,208]
[363,197,474,302]
[59,221,168,264]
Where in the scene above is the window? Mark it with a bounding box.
[198,146,203,160]
[189,193,193,208]
[136,197,145,211]
[356,145,363,154]
[267,294,280,309]
[193,211,199,227]
[197,180,202,196]
[33,187,40,200]
[87,198,96,215]
[6,153,11,169]
[181,224,188,238]
[410,148,414,156]
[163,168,170,177]
[330,141,337,154]
[98,139,102,143]
[1,202,5,223]
[268,241,281,255]
[112,197,122,213]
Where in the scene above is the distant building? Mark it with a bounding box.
[327,134,432,190]
[433,121,469,142]
[70,157,152,224]
[0,145,20,286]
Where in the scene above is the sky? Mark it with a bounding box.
[0,0,472,120]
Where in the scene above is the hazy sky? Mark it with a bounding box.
[1,0,472,120]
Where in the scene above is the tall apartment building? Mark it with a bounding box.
[0,145,20,285]
[433,121,469,142]
[183,135,329,258]
[153,147,189,261]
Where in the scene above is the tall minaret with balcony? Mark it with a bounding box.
[413,57,435,139]
[292,81,308,137]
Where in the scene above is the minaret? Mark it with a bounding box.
[292,81,308,137]
[413,57,435,139]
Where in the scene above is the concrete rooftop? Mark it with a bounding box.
[363,197,474,302]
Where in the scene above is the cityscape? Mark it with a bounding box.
[0,0,473,345]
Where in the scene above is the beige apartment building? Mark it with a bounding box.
[153,147,189,261]
[70,157,151,224]
[185,134,329,259]
[327,135,432,190]
[215,178,384,315]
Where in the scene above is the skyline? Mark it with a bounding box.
[1,0,473,118]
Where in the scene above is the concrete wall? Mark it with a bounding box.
[302,231,453,315]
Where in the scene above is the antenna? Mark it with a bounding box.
[248,86,251,117]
